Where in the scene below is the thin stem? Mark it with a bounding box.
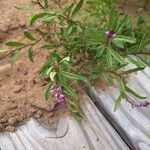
[130,52,150,56]
[0,37,43,61]
[37,0,45,9]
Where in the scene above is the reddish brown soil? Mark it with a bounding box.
[0,0,69,133]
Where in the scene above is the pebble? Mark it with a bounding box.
[5,126,15,132]
[0,118,7,123]
[29,108,37,114]
[14,86,23,93]
[48,112,54,118]
[8,118,18,125]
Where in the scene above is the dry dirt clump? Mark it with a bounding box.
[0,0,69,132]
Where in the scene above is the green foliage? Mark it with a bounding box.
[5,41,24,47]
[2,0,150,120]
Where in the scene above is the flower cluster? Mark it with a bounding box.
[51,85,65,108]
[105,30,116,39]
[134,101,150,108]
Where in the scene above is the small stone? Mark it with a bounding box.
[8,118,18,125]
[0,118,7,123]
[5,126,15,132]
[48,112,54,118]
[9,105,18,110]
[29,108,37,114]
[14,86,23,93]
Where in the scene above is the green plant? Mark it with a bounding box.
[0,0,150,120]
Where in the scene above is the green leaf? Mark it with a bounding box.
[6,41,24,47]
[112,39,124,49]
[60,71,85,81]
[15,1,37,10]
[116,15,128,34]
[96,47,105,58]
[110,48,124,64]
[28,47,34,62]
[45,82,53,100]
[114,36,136,44]
[59,80,78,98]
[122,67,145,75]
[11,51,20,65]
[126,86,148,99]
[39,59,52,78]
[60,57,70,63]
[30,13,49,25]
[106,48,113,67]
[71,0,84,17]
[114,94,124,112]
[42,44,56,50]
[49,72,56,81]
[24,31,35,41]
[118,78,125,95]
[39,14,56,22]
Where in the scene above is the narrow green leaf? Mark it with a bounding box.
[106,48,113,67]
[71,0,84,17]
[30,13,49,25]
[112,39,124,49]
[96,47,105,58]
[116,15,128,33]
[15,2,37,10]
[24,31,35,41]
[42,44,56,50]
[60,57,70,63]
[28,47,34,62]
[60,71,85,81]
[126,86,148,99]
[39,59,52,78]
[122,67,145,75]
[11,51,20,65]
[59,81,78,98]
[45,82,53,100]
[50,72,56,81]
[119,77,125,95]
[110,48,124,64]
[6,41,24,47]
[114,36,136,44]
[114,94,124,111]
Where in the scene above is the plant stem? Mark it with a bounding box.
[0,37,43,61]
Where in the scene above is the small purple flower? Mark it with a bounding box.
[134,101,150,108]
[51,85,65,108]
[105,30,116,39]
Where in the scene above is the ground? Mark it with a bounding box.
[0,0,149,132]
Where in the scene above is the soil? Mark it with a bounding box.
[0,0,69,132]
[0,0,149,132]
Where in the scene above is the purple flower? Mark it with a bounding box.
[134,101,150,108]
[105,30,116,39]
[51,85,65,108]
